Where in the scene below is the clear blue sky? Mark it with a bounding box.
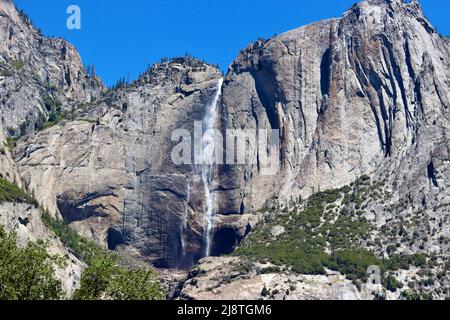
[14,0,450,87]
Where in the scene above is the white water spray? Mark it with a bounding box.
[180,184,190,256]
[201,78,223,257]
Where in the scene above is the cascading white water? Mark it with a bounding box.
[201,78,223,257]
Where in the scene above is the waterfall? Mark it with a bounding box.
[201,78,223,257]
[180,184,190,256]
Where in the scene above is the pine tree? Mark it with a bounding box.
[0,227,63,300]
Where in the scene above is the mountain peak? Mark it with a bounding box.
[338,0,436,36]
[0,0,104,136]
[136,56,221,86]
[351,0,423,16]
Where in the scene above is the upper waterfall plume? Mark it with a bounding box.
[180,183,191,257]
[201,78,224,257]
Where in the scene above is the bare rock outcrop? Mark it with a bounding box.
[0,0,104,137]
[178,257,375,300]
[217,0,450,214]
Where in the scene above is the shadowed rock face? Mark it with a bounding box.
[217,0,450,216]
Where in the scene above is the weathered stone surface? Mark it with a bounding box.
[0,0,104,137]
[15,58,227,268]
[184,0,450,300]
[0,123,20,183]
[178,257,375,300]
[217,0,450,216]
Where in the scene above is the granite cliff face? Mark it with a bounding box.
[185,0,450,299]
[0,0,98,296]
[1,0,450,300]
[217,0,450,214]
[14,58,233,268]
[0,0,103,137]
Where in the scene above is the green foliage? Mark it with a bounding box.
[73,251,116,300]
[261,287,269,297]
[108,77,128,91]
[235,176,432,287]
[258,266,281,274]
[74,251,164,301]
[0,60,25,78]
[235,183,374,277]
[0,180,164,301]
[106,266,164,300]
[401,290,433,301]
[43,95,60,112]
[383,275,403,292]
[41,95,70,129]
[237,243,329,275]
[0,178,38,206]
[328,249,380,282]
[383,253,428,271]
[0,226,63,300]
[85,65,96,78]
[445,260,450,272]
[41,211,100,260]
[0,68,13,78]
[5,136,19,152]
[43,110,71,129]
[42,213,165,300]
[9,59,25,71]
[16,7,34,27]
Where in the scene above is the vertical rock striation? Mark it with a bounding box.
[217,0,450,216]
